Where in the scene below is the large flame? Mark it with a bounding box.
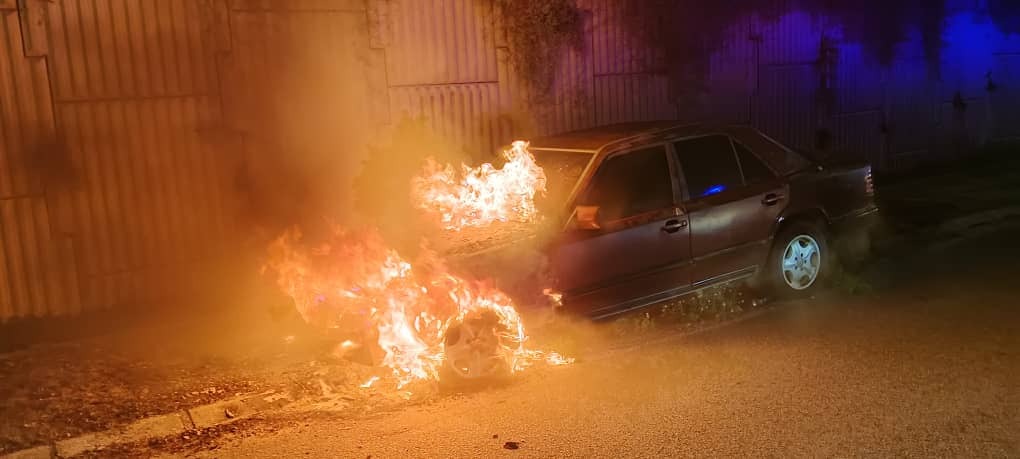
[412,141,547,231]
[265,227,569,390]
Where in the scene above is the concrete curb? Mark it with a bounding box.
[1,391,293,459]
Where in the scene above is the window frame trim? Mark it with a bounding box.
[572,141,679,227]
[731,137,780,183]
[670,133,745,202]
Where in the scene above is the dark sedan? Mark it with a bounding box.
[527,122,877,319]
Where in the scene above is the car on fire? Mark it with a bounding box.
[509,121,879,319]
[437,121,877,381]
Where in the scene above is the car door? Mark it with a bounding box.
[549,144,693,318]
[673,134,786,285]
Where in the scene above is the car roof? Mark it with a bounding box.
[528,121,700,152]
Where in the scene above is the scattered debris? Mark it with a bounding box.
[224,408,236,419]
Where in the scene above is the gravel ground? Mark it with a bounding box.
[0,285,380,455]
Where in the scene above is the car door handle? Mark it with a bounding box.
[662,219,688,234]
[762,193,785,206]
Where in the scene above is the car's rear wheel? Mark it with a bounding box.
[765,221,830,296]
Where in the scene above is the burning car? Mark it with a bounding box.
[438,122,878,320]
[266,121,876,387]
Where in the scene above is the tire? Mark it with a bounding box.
[438,309,516,389]
[764,220,831,297]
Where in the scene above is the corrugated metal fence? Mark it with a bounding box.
[2,0,1019,321]
[1,0,235,321]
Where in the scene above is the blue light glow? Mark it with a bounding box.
[702,185,726,196]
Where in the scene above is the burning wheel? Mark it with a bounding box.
[441,308,520,385]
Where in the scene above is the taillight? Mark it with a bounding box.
[865,168,874,195]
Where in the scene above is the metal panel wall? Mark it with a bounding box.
[382,0,498,87]
[990,54,1020,139]
[756,8,825,66]
[835,44,884,115]
[885,57,939,155]
[1,0,235,320]
[43,0,234,313]
[0,7,81,321]
[389,82,506,159]
[221,7,387,220]
[588,0,660,76]
[705,18,757,123]
[593,74,673,125]
[753,65,817,153]
[44,0,216,102]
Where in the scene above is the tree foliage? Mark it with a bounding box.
[492,0,584,97]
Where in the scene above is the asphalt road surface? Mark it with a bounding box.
[195,224,1020,458]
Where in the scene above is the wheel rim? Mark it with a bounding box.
[781,235,821,290]
[443,311,515,380]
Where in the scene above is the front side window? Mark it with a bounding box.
[673,135,743,198]
[579,146,673,222]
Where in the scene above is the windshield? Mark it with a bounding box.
[532,149,594,217]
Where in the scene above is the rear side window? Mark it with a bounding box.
[673,135,743,198]
[734,141,776,184]
[579,146,673,221]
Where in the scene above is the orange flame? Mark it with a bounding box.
[264,227,570,390]
[412,141,547,231]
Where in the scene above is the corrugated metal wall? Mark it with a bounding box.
[4,0,1020,321]
[1,0,234,321]
[1,3,81,321]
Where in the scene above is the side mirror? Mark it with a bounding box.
[574,205,601,230]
